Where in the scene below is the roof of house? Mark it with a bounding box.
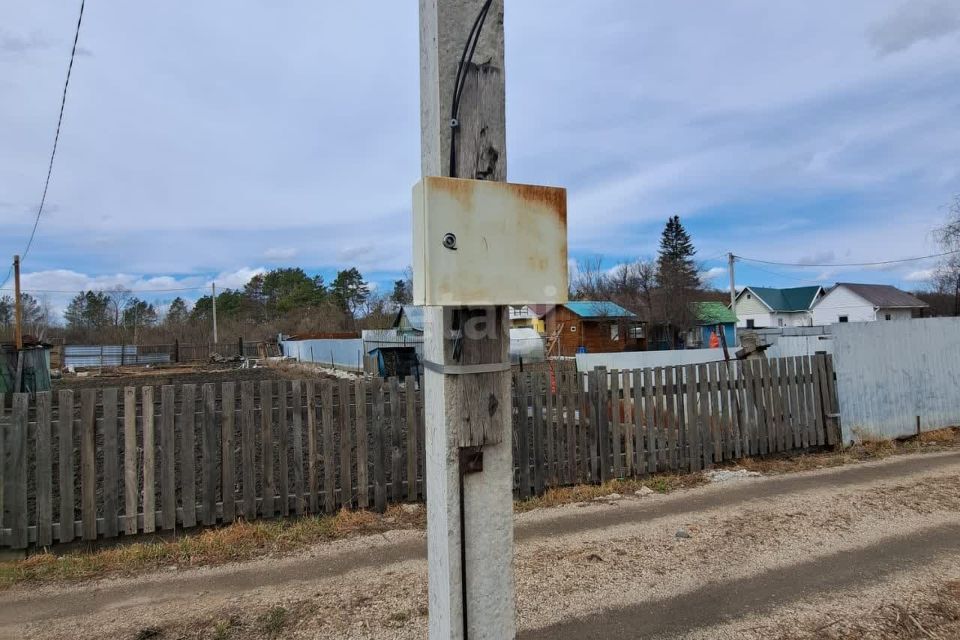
[563,301,637,319]
[832,283,929,308]
[691,301,737,325]
[394,305,425,331]
[744,286,823,312]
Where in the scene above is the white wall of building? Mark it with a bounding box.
[734,292,773,328]
[811,286,876,325]
[734,293,812,328]
[878,308,915,321]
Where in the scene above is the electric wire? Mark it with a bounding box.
[0,0,86,291]
[733,248,960,268]
[1,285,210,295]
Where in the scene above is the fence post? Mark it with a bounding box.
[238,336,244,358]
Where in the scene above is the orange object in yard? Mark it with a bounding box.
[709,331,720,348]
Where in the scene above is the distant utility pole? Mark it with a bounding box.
[13,254,23,350]
[728,253,737,312]
[419,1,513,638]
[211,282,218,344]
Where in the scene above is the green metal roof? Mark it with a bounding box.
[746,286,822,312]
[691,301,737,325]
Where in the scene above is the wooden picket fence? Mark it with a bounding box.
[0,354,839,549]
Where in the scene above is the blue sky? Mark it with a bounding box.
[2,0,959,317]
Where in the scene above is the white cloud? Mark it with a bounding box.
[701,266,727,282]
[904,268,935,282]
[209,267,266,291]
[264,247,298,260]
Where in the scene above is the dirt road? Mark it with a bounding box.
[3,451,960,639]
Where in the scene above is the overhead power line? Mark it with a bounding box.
[0,0,86,291]
[0,285,207,295]
[733,248,960,268]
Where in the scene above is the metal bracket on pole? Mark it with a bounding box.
[422,360,511,376]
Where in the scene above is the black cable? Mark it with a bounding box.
[0,0,86,292]
[449,0,493,178]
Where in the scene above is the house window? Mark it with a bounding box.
[610,323,620,341]
[839,315,849,323]
[885,314,892,321]
[628,323,644,339]
[746,319,755,329]
[778,317,785,327]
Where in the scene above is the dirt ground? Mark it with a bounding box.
[2,450,959,639]
[53,361,351,391]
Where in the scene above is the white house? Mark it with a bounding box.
[732,286,825,329]
[810,283,928,325]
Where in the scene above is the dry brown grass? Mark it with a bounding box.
[0,505,424,591]
[514,473,707,513]
[765,578,960,639]
[732,427,960,476]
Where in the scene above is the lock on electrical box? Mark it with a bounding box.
[412,177,569,306]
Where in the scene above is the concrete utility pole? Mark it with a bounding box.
[419,1,514,638]
[728,252,737,313]
[13,255,23,350]
[211,282,218,344]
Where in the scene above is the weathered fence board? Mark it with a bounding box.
[142,386,156,533]
[1,355,837,549]
[219,382,235,524]
[35,392,53,547]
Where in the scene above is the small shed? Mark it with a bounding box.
[690,302,737,349]
[0,341,52,394]
[368,346,421,380]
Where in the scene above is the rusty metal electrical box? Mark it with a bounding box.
[412,177,568,306]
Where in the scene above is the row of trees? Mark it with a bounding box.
[51,267,401,344]
[570,215,718,348]
[7,203,957,347]
[0,293,50,339]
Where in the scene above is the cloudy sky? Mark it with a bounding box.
[2,0,959,317]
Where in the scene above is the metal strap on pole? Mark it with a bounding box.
[422,360,511,375]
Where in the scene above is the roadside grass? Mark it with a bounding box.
[1,427,956,591]
[513,473,707,513]
[766,578,960,639]
[734,427,960,475]
[0,504,424,591]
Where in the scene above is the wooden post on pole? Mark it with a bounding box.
[728,253,737,315]
[13,255,23,351]
[211,282,218,345]
[419,1,514,638]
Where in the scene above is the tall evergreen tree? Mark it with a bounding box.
[331,268,370,318]
[654,216,701,348]
[390,279,412,307]
[656,215,699,289]
[165,297,190,326]
[64,290,111,329]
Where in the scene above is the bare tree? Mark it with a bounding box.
[933,196,960,314]
[106,286,133,327]
[570,256,609,300]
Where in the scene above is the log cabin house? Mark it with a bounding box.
[542,301,645,356]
